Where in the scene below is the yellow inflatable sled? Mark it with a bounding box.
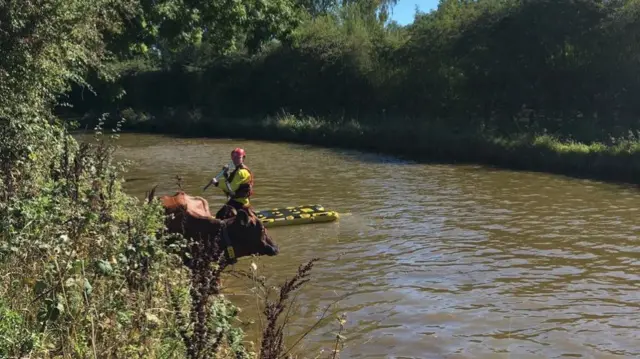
[255,204,339,228]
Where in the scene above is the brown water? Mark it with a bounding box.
[102,133,640,358]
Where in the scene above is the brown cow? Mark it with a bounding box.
[149,187,279,264]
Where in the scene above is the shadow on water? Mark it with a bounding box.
[234,134,640,192]
[98,127,470,166]
[71,119,640,189]
[134,129,640,188]
[460,163,640,192]
[321,144,640,191]
[76,126,640,198]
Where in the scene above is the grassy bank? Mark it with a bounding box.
[72,109,640,186]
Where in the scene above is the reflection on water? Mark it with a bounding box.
[90,133,640,358]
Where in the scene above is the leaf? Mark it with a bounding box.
[145,312,162,326]
[33,280,48,296]
[95,260,113,275]
[64,277,76,288]
[56,301,65,314]
[38,298,63,323]
[83,279,93,296]
[72,259,84,274]
[37,307,50,323]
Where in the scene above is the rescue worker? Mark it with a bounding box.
[211,147,254,219]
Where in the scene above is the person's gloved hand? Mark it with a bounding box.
[222,164,230,179]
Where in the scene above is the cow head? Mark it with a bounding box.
[221,208,279,258]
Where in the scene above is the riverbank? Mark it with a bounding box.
[68,109,640,187]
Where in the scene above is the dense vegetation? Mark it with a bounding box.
[2,0,640,356]
[0,0,340,357]
[62,0,640,183]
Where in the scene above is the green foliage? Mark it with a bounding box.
[1,0,327,357]
[110,0,303,62]
[0,299,38,357]
[0,120,185,357]
[15,0,640,356]
[67,0,640,144]
[0,0,134,203]
[66,2,405,119]
[297,0,398,19]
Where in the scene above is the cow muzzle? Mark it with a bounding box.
[265,244,279,256]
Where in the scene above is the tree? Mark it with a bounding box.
[109,0,303,60]
[297,0,398,21]
[0,0,134,199]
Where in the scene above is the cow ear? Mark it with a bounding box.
[236,209,249,226]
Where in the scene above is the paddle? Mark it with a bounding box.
[203,161,234,192]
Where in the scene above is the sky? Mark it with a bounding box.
[389,0,439,25]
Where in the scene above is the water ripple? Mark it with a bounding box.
[104,134,640,359]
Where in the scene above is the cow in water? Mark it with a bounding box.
[148,187,279,266]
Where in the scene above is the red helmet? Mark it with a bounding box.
[231,148,246,157]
